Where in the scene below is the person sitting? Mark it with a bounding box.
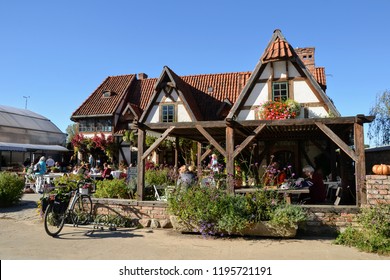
[77,163,89,177]
[299,165,327,204]
[101,163,113,180]
[177,165,196,189]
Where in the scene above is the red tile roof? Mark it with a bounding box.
[262,37,294,62]
[181,72,251,120]
[71,74,135,118]
[314,67,326,90]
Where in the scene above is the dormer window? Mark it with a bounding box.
[102,90,113,98]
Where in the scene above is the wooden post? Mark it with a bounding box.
[226,126,235,193]
[175,136,179,172]
[197,142,202,180]
[354,121,366,205]
[137,128,145,201]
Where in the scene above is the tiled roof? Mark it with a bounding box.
[129,78,157,111]
[262,37,294,62]
[71,74,135,118]
[182,72,251,120]
[314,67,326,90]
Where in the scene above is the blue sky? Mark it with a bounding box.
[1,0,389,146]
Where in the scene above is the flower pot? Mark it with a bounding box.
[170,215,199,233]
[170,216,297,238]
[241,221,297,238]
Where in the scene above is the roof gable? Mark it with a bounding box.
[228,29,340,119]
[71,74,135,119]
[140,66,203,122]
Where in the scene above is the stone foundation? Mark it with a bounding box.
[91,175,390,236]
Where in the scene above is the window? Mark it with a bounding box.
[272,82,288,101]
[161,104,175,122]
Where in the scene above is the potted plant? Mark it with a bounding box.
[167,185,307,237]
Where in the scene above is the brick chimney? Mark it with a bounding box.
[138,73,148,80]
[295,47,315,72]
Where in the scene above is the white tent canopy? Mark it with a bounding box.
[0,142,68,152]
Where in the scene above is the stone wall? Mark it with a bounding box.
[92,175,390,235]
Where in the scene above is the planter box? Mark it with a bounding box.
[169,215,297,238]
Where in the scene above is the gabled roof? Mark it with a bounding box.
[140,66,203,122]
[72,30,336,124]
[228,29,340,119]
[71,74,135,119]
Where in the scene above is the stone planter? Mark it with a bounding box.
[170,215,297,238]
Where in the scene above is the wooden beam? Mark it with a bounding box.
[315,122,358,162]
[195,124,226,157]
[354,122,366,205]
[197,142,202,180]
[141,126,175,161]
[233,124,266,159]
[226,126,235,193]
[137,128,145,201]
[201,148,213,162]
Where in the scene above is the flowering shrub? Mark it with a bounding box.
[167,185,306,236]
[257,99,300,120]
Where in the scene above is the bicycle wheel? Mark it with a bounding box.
[71,195,92,225]
[44,203,66,237]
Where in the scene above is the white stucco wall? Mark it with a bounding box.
[146,89,192,123]
[294,81,319,103]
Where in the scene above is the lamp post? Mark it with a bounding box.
[23,96,30,109]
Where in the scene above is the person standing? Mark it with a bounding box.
[34,156,47,193]
[209,154,219,173]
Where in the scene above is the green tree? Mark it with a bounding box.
[368,90,390,146]
[66,123,79,144]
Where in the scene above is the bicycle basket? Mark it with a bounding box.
[52,195,69,214]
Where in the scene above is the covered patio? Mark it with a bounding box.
[133,114,373,206]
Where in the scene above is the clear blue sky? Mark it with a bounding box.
[1,0,389,146]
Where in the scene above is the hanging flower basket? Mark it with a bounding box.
[256,99,301,120]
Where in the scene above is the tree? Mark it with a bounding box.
[66,123,79,144]
[368,90,390,146]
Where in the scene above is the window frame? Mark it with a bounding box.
[272,81,289,102]
[160,104,176,123]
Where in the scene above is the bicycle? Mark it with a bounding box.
[43,179,94,237]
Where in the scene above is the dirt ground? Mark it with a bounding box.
[0,193,389,260]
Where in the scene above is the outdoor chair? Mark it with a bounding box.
[153,185,167,201]
[334,186,342,206]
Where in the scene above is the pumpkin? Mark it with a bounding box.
[372,164,390,175]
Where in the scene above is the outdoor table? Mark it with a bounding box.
[235,187,310,204]
[43,173,63,184]
[90,173,102,180]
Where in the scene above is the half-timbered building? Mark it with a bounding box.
[71,29,373,205]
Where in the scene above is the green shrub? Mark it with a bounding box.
[0,172,25,207]
[270,204,307,228]
[335,204,390,255]
[167,185,307,236]
[145,168,175,186]
[94,179,130,199]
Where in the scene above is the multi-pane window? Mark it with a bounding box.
[272,82,288,101]
[161,104,175,122]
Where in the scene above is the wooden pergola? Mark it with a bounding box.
[133,114,374,205]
